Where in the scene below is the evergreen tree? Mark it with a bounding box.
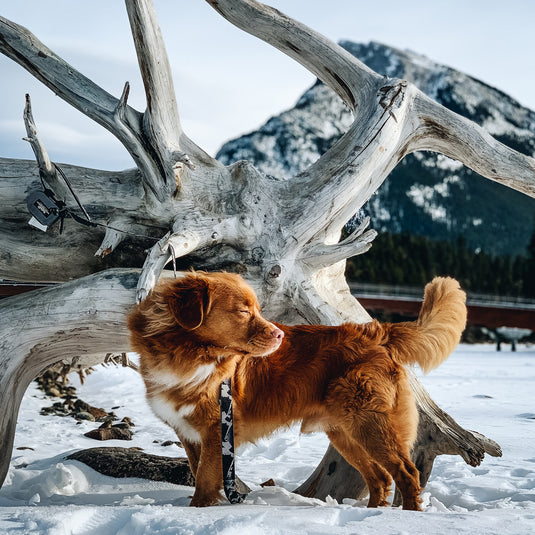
[523,223,535,297]
[347,230,532,298]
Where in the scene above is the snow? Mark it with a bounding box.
[434,155,464,173]
[406,184,448,222]
[1,344,535,534]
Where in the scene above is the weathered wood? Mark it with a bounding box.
[203,0,535,231]
[0,157,159,282]
[0,0,528,504]
[0,269,139,489]
[412,92,535,197]
[22,95,56,190]
[0,15,167,200]
[125,0,199,194]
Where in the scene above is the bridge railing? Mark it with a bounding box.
[349,282,535,309]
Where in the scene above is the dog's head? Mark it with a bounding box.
[161,271,284,357]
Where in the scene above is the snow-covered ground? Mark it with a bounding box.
[0,344,534,534]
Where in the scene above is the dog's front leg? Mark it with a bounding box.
[182,439,201,478]
[189,427,224,507]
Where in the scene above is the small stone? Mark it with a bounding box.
[84,425,133,441]
[74,400,108,420]
[74,411,96,422]
[60,387,77,398]
[46,387,61,398]
[120,417,135,427]
[161,440,181,448]
[98,420,113,429]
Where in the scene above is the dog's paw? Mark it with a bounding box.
[189,494,221,507]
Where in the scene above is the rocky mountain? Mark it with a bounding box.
[217,41,535,257]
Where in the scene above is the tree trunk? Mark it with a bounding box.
[0,0,530,501]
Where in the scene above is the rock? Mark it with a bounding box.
[67,447,196,486]
[67,447,251,494]
[46,386,61,398]
[120,417,135,427]
[35,370,139,442]
[113,417,134,430]
[84,425,133,441]
[74,411,96,422]
[73,399,109,421]
[161,440,182,448]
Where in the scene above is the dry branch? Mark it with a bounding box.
[301,217,378,269]
[125,0,197,193]
[22,95,55,183]
[206,0,380,110]
[412,93,535,197]
[0,15,166,202]
[137,230,206,301]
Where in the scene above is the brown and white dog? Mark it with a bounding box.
[127,271,466,509]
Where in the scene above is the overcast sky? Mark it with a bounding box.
[1,0,534,171]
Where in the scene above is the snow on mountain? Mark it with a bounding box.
[217,41,535,256]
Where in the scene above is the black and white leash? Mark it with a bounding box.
[219,378,248,504]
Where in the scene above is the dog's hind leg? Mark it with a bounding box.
[369,439,421,511]
[327,429,392,508]
[350,413,422,511]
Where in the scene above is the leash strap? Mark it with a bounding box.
[219,378,247,504]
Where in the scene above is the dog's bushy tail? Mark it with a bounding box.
[389,277,467,373]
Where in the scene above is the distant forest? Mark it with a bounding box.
[346,228,535,298]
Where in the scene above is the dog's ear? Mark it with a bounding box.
[167,277,212,330]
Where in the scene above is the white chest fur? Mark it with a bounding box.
[149,396,201,444]
[143,362,217,444]
[147,363,215,391]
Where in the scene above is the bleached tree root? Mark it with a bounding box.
[0,0,526,504]
[0,269,138,489]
